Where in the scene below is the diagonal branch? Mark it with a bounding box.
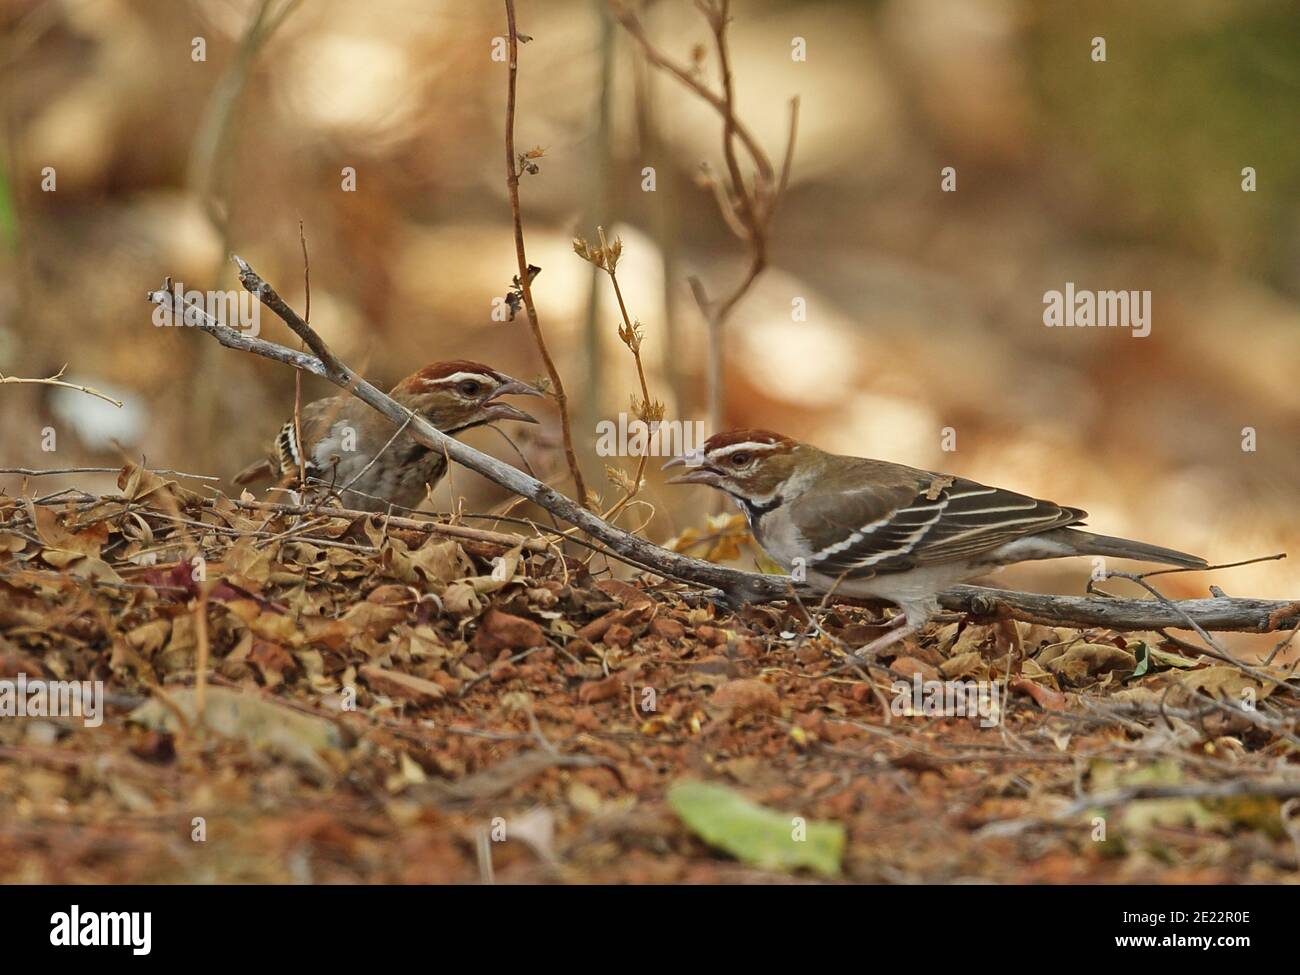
[147,256,1300,635]
[233,256,345,379]
[609,0,770,181]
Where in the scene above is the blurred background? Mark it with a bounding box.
[2,0,1298,638]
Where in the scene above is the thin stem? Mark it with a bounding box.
[600,246,654,523]
[504,0,590,507]
[611,0,799,448]
[0,466,217,481]
[293,220,311,492]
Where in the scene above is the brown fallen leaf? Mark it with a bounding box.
[26,501,108,558]
[361,663,447,703]
[473,607,544,653]
[1010,677,1068,711]
[117,462,205,508]
[1043,643,1136,685]
[593,578,654,609]
[940,651,988,680]
[578,674,623,704]
[577,603,653,642]
[891,655,940,682]
[711,678,780,716]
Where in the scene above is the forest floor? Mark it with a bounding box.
[2,465,1298,883]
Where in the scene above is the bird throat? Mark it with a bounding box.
[730,490,780,526]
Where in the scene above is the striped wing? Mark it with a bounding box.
[273,398,347,477]
[274,417,304,476]
[801,460,1085,578]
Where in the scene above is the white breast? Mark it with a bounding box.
[749,502,808,568]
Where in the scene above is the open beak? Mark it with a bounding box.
[482,401,539,424]
[481,376,543,424]
[662,455,722,486]
[488,378,546,400]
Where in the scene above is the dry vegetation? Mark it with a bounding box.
[2,465,1299,883]
[2,0,1299,885]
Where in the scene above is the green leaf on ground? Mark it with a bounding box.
[668,780,844,877]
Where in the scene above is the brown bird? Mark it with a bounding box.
[234,360,543,511]
[666,429,1206,656]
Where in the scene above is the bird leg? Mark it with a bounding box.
[852,617,922,660]
[838,605,935,671]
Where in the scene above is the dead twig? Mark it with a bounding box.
[293,220,311,493]
[503,0,589,507]
[941,585,1298,635]
[1091,569,1292,692]
[0,365,123,408]
[611,0,799,437]
[574,227,664,523]
[0,467,218,481]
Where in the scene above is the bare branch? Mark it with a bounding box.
[774,97,800,210]
[149,255,1300,636]
[610,0,774,186]
[0,467,217,481]
[1091,568,1293,692]
[939,586,1298,634]
[610,0,799,442]
[0,365,123,408]
[232,257,346,380]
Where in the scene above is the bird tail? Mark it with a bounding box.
[1053,528,1207,569]
[233,458,275,487]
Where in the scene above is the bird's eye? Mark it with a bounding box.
[458,380,483,397]
[730,452,751,466]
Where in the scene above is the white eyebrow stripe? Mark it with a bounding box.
[426,372,497,387]
[708,441,784,459]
